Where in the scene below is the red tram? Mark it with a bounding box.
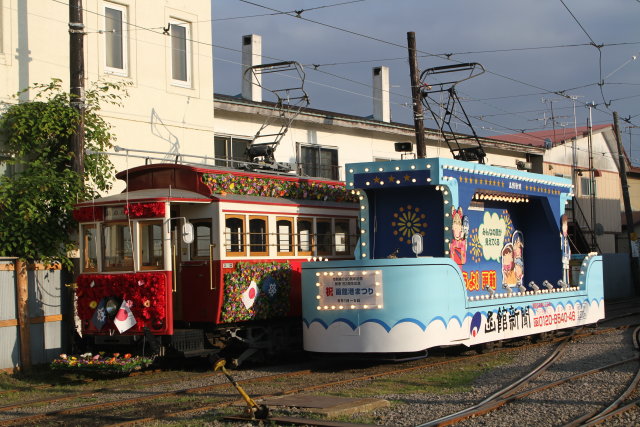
[74,163,358,364]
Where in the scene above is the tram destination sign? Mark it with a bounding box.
[316,270,383,310]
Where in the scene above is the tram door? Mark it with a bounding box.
[180,219,219,323]
[170,217,184,322]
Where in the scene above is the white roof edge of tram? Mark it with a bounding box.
[76,189,212,207]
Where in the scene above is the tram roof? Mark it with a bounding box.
[76,189,211,207]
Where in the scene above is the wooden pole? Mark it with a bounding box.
[407,32,426,158]
[69,0,85,178]
[15,259,31,371]
[613,112,640,292]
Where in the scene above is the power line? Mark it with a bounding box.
[559,0,599,46]
[56,0,640,136]
[210,0,366,22]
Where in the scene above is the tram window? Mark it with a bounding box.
[102,222,133,271]
[317,219,332,255]
[81,224,98,272]
[335,220,350,255]
[140,221,164,270]
[225,215,245,256]
[276,217,294,256]
[297,218,313,256]
[192,220,212,259]
[249,216,268,256]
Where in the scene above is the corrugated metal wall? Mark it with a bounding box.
[0,260,69,371]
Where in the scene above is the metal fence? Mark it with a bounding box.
[0,259,70,371]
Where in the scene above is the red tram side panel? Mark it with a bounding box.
[74,163,358,356]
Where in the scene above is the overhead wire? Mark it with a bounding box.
[210,0,366,23]
[55,0,640,143]
[234,0,639,131]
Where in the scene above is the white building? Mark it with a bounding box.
[0,0,214,193]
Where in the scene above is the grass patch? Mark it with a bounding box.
[327,353,513,398]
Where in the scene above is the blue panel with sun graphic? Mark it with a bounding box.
[366,186,444,259]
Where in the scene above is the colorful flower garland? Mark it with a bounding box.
[221,261,291,323]
[73,206,104,222]
[76,272,168,332]
[202,174,358,203]
[124,202,165,218]
[51,352,154,375]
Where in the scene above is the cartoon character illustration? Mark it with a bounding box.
[501,243,516,287]
[560,214,571,284]
[449,206,467,267]
[512,230,524,259]
[514,257,524,286]
[512,230,524,286]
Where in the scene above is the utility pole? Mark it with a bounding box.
[407,32,426,158]
[69,0,85,177]
[69,0,85,354]
[586,107,597,250]
[613,112,640,292]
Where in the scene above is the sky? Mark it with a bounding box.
[211,0,640,165]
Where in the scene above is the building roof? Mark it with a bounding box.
[487,124,612,147]
[214,93,545,155]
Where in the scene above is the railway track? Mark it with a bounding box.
[2,311,638,426]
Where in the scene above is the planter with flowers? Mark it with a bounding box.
[50,352,154,376]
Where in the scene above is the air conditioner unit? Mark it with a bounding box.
[516,160,532,171]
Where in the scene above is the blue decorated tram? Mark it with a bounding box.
[301,157,604,354]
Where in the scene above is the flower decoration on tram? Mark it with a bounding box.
[124,202,165,218]
[391,205,427,244]
[202,173,358,203]
[73,206,104,222]
[76,272,168,332]
[221,262,292,322]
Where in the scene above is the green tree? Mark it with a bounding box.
[0,79,129,267]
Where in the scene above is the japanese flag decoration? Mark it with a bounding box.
[241,280,260,309]
[114,300,137,333]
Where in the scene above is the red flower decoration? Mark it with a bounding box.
[124,202,165,218]
[76,272,169,333]
[73,206,104,222]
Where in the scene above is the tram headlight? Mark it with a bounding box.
[105,297,121,319]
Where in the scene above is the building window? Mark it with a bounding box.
[276,217,294,256]
[297,218,313,256]
[191,220,212,259]
[225,215,245,256]
[140,220,164,270]
[298,144,339,180]
[316,219,332,255]
[81,224,98,272]
[249,216,268,256]
[334,220,351,255]
[170,20,191,86]
[581,177,597,196]
[104,3,128,75]
[214,136,251,167]
[102,222,133,271]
